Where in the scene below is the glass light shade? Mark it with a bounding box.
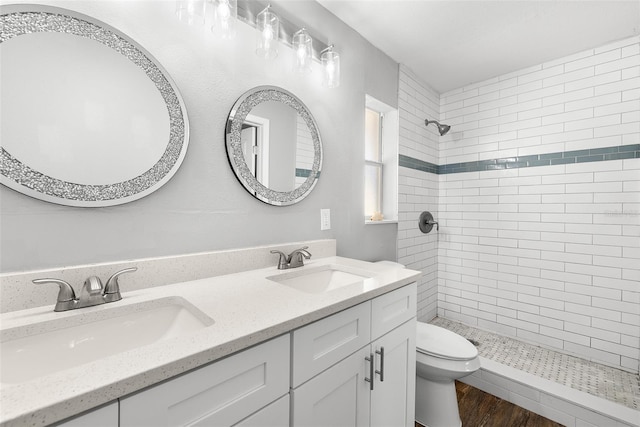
[256,5,279,59]
[175,0,206,26]
[321,46,340,88]
[210,0,237,39]
[292,28,312,74]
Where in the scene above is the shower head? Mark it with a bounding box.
[425,119,451,136]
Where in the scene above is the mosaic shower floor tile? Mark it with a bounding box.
[430,317,640,410]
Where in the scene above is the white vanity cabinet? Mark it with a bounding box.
[56,284,415,427]
[119,334,290,427]
[291,283,417,427]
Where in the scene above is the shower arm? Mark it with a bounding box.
[424,119,451,136]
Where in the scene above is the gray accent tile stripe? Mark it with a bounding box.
[400,144,640,175]
[399,155,439,174]
[296,168,320,178]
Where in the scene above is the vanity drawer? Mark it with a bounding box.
[119,334,289,427]
[371,282,417,340]
[292,301,371,387]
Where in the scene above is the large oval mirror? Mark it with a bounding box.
[226,86,322,206]
[0,5,189,207]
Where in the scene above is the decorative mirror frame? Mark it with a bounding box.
[226,86,323,206]
[0,4,189,207]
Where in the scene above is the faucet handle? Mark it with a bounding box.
[104,267,137,302]
[33,278,77,312]
[288,246,311,258]
[270,250,290,269]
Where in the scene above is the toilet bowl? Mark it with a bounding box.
[415,322,480,427]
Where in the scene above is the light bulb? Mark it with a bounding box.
[211,0,236,39]
[217,0,230,19]
[263,26,273,41]
[297,45,306,60]
[326,60,335,75]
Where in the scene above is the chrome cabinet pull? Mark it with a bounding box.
[365,353,374,391]
[375,347,385,382]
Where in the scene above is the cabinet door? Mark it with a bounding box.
[370,318,416,427]
[55,402,118,427]
[291,345,372,427]
[120,334,289,427]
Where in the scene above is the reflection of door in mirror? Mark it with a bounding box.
[251,102,297,192]
[241,114,269,187]
[240,126,257,179]
[241,114,270,187]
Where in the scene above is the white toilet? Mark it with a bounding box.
[415,322,480,427]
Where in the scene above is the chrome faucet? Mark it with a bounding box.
[271,247,312,270]
[33,267,137,312]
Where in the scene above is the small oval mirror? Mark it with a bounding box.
[226,86,322,206]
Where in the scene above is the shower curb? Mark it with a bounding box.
[461,357,639,427]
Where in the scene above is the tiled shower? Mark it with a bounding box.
[397,35,639,376]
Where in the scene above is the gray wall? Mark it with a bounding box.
[0,0,399,273]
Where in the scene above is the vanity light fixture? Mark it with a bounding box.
[175,0,342,88]
[175,0,207,26]
[292,28,312,74]
[210,0,237,39]
[321,45,340,88]
[255,4,279,59]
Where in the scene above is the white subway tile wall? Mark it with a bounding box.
[438,36,640,371]
[399,36,640,372]
[398,65,440,321]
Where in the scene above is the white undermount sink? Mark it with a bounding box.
[267,264,374,294]
[0,297,213,385]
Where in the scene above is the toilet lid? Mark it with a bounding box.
[416,323,478,361]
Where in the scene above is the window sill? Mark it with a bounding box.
[365,219,398,225]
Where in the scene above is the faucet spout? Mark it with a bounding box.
[83,276,103,295]
[79,276,106,308]
[287,247,311,268]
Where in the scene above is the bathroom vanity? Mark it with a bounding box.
[0,255,419,426]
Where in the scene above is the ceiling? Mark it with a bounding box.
[316,0,640,94]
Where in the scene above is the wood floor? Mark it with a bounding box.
[416,381,564,427]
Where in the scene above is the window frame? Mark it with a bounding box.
[364,96,398,224]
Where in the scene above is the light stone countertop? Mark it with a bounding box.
[0,256,421,426]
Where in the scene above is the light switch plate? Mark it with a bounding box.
[320,209,331,230]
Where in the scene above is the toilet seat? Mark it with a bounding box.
[416,323,478,361]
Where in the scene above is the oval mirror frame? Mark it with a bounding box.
[0,5,189,207]
[226,86,323,206]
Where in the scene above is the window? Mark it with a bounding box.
[364,95,398,223]
[365,108,383,217]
